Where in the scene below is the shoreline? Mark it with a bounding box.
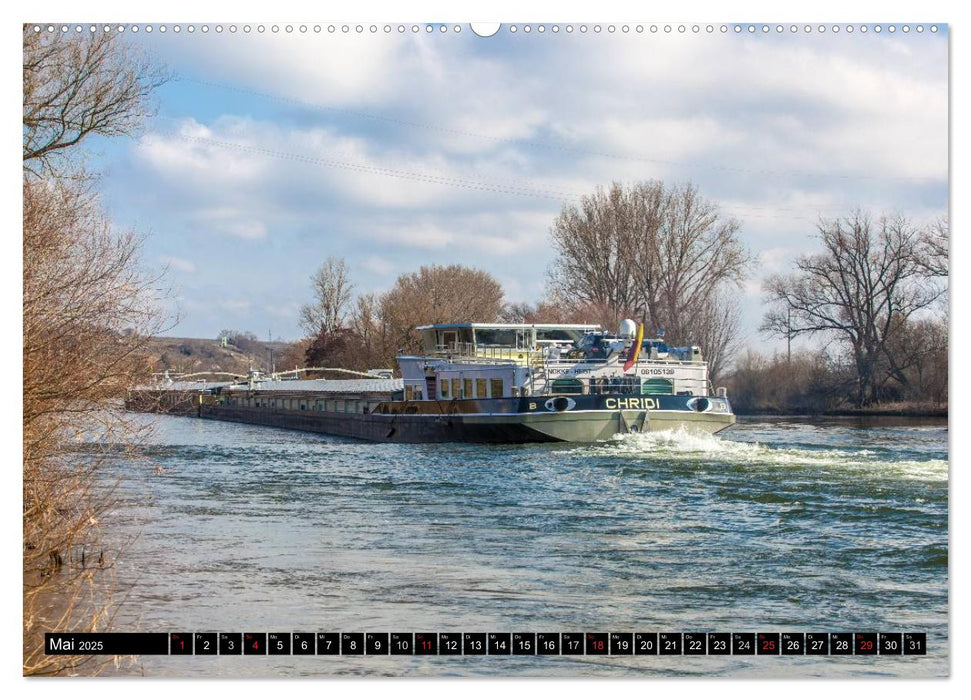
[736,407,947,420]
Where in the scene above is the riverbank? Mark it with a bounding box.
[734,403,947,419]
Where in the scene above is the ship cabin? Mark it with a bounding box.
[396,322,712,402]
[396,323,598,402]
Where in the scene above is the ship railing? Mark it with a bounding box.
[544,355,708,368]
[430,343,543,364]
[530,373,711,397]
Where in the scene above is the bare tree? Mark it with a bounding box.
[635,182,748,345]
[299,257,354,337]
[23,27,166,675]
[23,26,167,178]
[690,291,741,385]
[547,183,643,316]
[762,212,943,407]
[23,179,165,675]
[881,315,948,404]
[922,215,949,279]
[547,181,750,364]
[378,265,504,357]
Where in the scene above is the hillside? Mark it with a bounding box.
[143,336,293,378]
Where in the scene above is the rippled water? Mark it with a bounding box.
[96,414,948,677]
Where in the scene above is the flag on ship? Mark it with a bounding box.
[623,323,645,372]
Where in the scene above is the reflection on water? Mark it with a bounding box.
[93,414,947,677]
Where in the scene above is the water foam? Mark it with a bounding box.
[570,426,948,482]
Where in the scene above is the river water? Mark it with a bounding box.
[95,414,948,677]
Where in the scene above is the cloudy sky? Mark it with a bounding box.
[89,22,948,346]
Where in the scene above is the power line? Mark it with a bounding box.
[170,131,898,221]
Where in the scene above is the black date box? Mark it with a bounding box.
[855,633,878,655]
[586,632,608,655]
[366,632,389,655]
[243,633,266,655]
[464,633,487,655]
[830,633,853,655]
[513,633,535,655]
[415,633,437,655]
[292,633,315,655]
[879,633,902,655]
[316,633,340,655]
[439,633,461,655]
[781,633,804,656]
[903,633,926,655]
[757,632,780,655]
[219,633,242,655]
[390,633,414,655]
[732,633,755,655]
[170,633,193,655]
[805,633,828,655]
[488,633,511,655]
[708,633,731,655]
[634,633,658,655]
[684,633,706,655]
[194,633,218,656]
[537,633,560,655]
[610,633,633,655]
[659,632,682,655]
[341,632,364,655]
[561,633,584,655]
[268,633,290,655]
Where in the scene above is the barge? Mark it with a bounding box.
[127,321,735,443]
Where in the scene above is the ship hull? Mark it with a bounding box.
[196,400,735,444]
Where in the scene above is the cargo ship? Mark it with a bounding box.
[127,321,735,443]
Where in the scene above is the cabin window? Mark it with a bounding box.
[451,378,461,399]
[476,378,487,398]
[641,378,674,395]
[405,386,413,401]
[552,378,584,395]
[439,379,449,398]
[463,379,473,399]
[490,378,504,398]
[474,328,518,347]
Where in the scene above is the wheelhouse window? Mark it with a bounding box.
[474,328,518,347]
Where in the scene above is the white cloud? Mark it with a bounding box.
[360,255,396,276]
[218,299,251,312]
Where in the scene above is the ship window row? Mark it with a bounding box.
[226,396,379,413]
[438,377,504,399]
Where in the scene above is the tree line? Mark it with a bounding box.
[288,260,506,372]
[738,212,947,412]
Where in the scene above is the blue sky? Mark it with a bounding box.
[85,23,948,346]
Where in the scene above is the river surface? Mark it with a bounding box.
[95,414,948,677]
